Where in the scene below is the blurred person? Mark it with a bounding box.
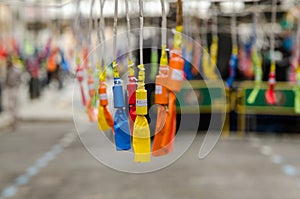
[26,45,50,99]
[26,49,41,100]
[46,47,63,89]
[5,56,22,129]
[60,49,70,82]
[0,41,8,113]
[0,77,2,113]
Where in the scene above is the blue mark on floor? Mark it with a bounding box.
[15,174,29,186]
[1,186,17,198]
[282,165,298,177]
[271,155,283,164]
[0,142,65,198]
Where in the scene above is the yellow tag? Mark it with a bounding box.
[128,59,135,76]
[270,62,276,73]
[113,61,120,78]
[136,89,147,115]
[160,45,168,67]
[174,26,183,49]
[232,45,238,55]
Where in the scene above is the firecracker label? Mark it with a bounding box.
[77,71,83,78]
[171,69,183,81]
[136,99,147,107]
[155,85,162,94]
[88,84,94,90]
[99,93,107,100]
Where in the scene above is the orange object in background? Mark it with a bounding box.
[98,81,108,106]
[265,62,276,105]
[167,51,185,92]
[98,81,114,132]
[86,75,97,122]
[98,80,114,133]
[47,54,57,72]
[82,47,89,70]
[87,75,95,97]
[86,98,97,122]
[76,66,86,106]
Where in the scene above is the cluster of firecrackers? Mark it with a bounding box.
[73,0,186,163]
[74,0,300,163]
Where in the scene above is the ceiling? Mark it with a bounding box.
[2,0,299,21]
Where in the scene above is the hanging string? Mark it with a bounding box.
[201,18,211,80]
[176,0,183,27]
[295,8,300,68]
[133,0,151,163]
[231,11,237,49]
[85,0,98,121]
[173,0,183,50]
[96,0,101,47]
[253,1,258,46]
[112,0,131,151]
[160,0,167,47]
[88,0,95,49]
[99,0,106,68]
[212,4,218,40]
[125,0,132,61]
[74,0,81,44]
[113,0,118,62]
[74,0,87,106]
[265,0,277,105]
[208,3,218,81]
[74,0,83,60]
[96,0,103,76]
[139,0,144,66]
[112,0,120,79]
[225,4,238,88]
[159,0,168,69]
[201,19,208,48]
[100,0,105,43]
[246,1,262,105]
[270,0,277,64]
[138,0,145,88]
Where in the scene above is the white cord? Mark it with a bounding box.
[88,0,95,49]
[125,0,132,61]
[202,19,208,48]
[139,0,144,65]
[160,0,167,47]
[212,4,218,39]
[74,0,81,47]
[231,13,237,48]
[270,0,277,61]
[99,0,106,66]
[113,0,118,61]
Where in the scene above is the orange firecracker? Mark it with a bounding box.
[86,75,97,122]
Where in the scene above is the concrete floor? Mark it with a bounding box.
[0,122,300,199]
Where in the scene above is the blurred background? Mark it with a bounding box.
[0,0,300,198]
